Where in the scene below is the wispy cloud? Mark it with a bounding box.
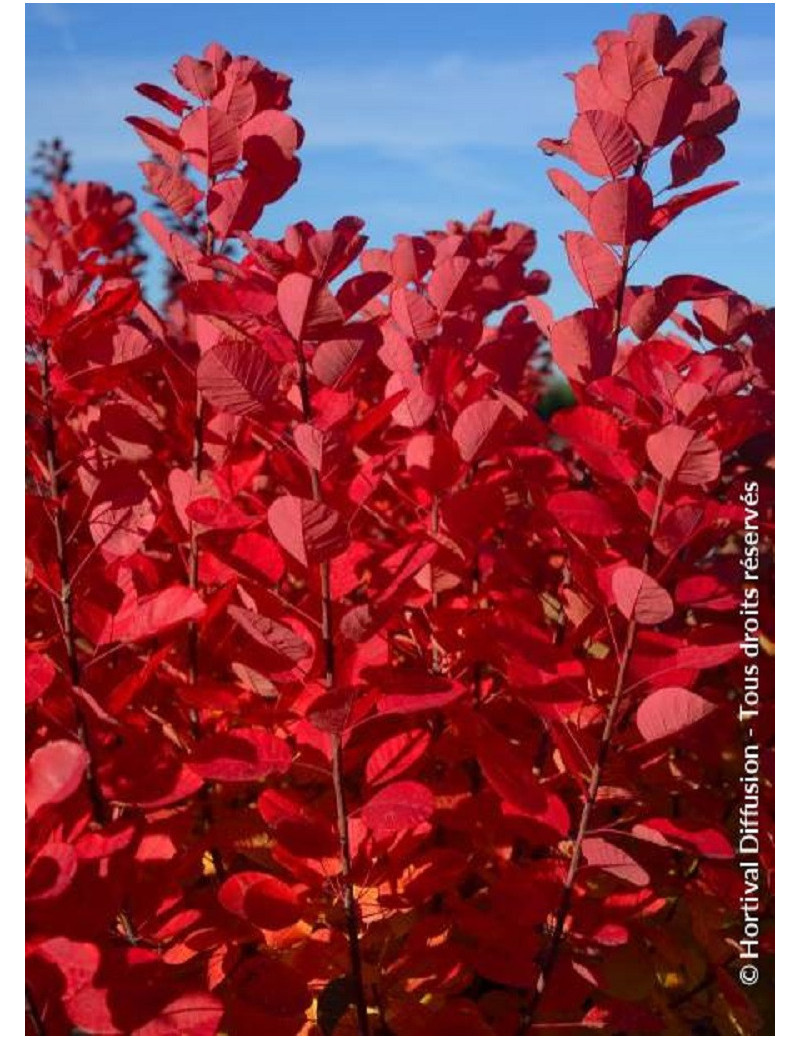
[25,39,774,168]
[25,35,774,307]
[25,50,581,166]
[28,3,76,54]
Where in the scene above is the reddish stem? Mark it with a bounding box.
[39,344,106,824]
[518,479,667,1032]
[296,344,370,1034]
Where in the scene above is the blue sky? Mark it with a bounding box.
[26,3,774,314]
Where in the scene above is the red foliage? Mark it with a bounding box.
[26,20,773,1037]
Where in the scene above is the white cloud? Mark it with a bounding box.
[25,50,581,167]
[28,3,76,53]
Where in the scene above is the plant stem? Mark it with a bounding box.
[331,731,370,1035]
[518,224,659,1030]
[184,220,227,878]
[39,344,106,824]
[26,985,46,1035]
[296,344,370,1034]
[430,493,441,674]
[186,211,215,686]
[518,479,667,1033]
[40,348,79,687]
[187,386,204,686]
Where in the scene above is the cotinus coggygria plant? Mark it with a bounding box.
[26,15,773,1037]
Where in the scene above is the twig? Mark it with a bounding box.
[39,343,106,824]
[296,343,370,1035]
[26,985,46,1035]
[518,478,667,1032]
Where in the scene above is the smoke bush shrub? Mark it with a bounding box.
[26,13,774,1036]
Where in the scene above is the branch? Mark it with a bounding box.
[26,985,46,1035]
[518,478,667,1032]
[39,344,106,825]
[296,342,370,1035]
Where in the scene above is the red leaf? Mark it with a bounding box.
[180,107,241,177]
[385,371,435,429]
[589,176,653,245]
[633,816,734,859]
[26,652,57,705]
[189,728,292,781]
[626,75,694,148]
[268,495,347,567]
[452,399,505,462]
[378,684,464,715]
[552,404,637,481]
[572,63,626,117]
[242,110,303,161]
[132,994,224,1036]
[390,288,439,342]
[26,740,89,816]
[186,497,259,531]
[197,340,278,418]
[675,574,737,611]
[365,730,431,788]
[549,308,614,384]
[360,781,434,836]
[140,161,201,218]
[548,489,622,536]
[207,176,269,237]
[611,566,673,625]
[405,432,462,492]
[307,686,360,735]
[312,333,372,388]
[427,257,472,312]
[478,734,548,818]
[126,116,183,167]
[648,181,737,236]
[98,586,205,646]
[218,871,302,929]
[277,272,343,341]
[174,55,219,99]
[693,293,752,345]
[646,423,721,485]
[88,478,156,557]
[598,40,659,101]
[228,605,311,663]
[294,422,325,470]
[670,135,725,188]
[563,231,621,303]
[583,837,650,886]
[685,84,740,137]
[667,30,722,86]
[27,842,78,902]
[336,271,391,319]
[548,169,591,220]
[135,82,190,116]
[636,686,716,741]
[628,13,678,65]
[570,110,638,179]
[140,211,212,282]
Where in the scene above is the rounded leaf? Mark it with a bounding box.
[188,728,291,781]
[452,399,505,462]
[569,110,637,178]
[218,871,302,929]
[636,686,716,742]
[360,780,434,836]
[646,424,720,485]
[26,741,89,817]
[611,565,673,625]
[589,176,653,245]
[268,495,347,568]
[548,490,622,536]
